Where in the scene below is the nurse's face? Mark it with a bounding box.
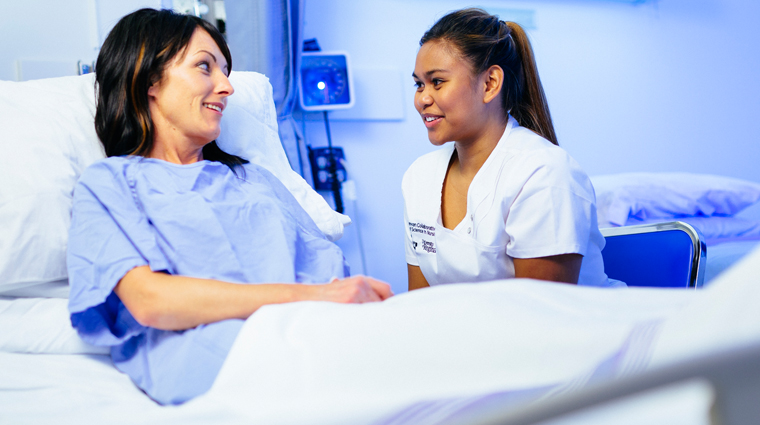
[147,29,234,153]
[413,40,488,146]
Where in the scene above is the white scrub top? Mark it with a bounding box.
[402,116,620,287]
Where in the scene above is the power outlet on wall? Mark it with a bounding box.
[308,146,346,191]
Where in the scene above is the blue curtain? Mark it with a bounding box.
[225,0,311,183]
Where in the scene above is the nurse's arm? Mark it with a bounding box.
[513,254,582,284]
[408,264,430,291]
[115,266,392,331]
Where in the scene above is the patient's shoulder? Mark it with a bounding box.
[75,156,137,198]
[81,155,134,172]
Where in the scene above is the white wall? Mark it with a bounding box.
[300,0,760,294]
[0,0,160,81]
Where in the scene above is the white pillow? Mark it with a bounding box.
[592,173,760,227]
[625,216,760,244]
[220,72,350,241]
[0,72,347,298]
[0,75,103,298]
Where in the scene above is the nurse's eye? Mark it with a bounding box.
[432,78,443,87]
[413,81,423,91]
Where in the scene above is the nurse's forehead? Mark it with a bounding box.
[412,68,451,80]
[420,40,462,61]
[415,42,463,73]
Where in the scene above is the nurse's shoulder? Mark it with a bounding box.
[506,127,596,203]
[402,145,454,193]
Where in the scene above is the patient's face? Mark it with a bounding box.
[413,40,486,146]
[147,29,233,158]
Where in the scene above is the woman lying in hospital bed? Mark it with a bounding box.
[67,8,390,405]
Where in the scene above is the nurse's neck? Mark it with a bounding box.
[452,116,507,178]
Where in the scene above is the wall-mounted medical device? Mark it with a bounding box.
[298,50,355,213]
[308,146,346,191]
[299,52,354,111]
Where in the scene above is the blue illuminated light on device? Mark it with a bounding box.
[299,52,354,111]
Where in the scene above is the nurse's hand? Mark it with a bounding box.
[317,276,393,303]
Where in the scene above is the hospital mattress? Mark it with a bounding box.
[703,238,760,284]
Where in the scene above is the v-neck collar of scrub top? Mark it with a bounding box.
[435,115,519,237]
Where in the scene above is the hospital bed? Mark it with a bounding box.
[440,339,760,425]
[2,73,760,425]
[592,172,760,286]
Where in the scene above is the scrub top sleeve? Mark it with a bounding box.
[67,161,165,346]
[505,150,595,259]
[403,205,420,266]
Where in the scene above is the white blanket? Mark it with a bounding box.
[170,246,760,424]
[4,248,758,424]
[173,283,685,423]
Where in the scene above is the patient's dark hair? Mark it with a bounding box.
[95,8,247,169]
[421,8,558,145]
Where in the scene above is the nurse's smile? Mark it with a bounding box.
[423,114,442,128]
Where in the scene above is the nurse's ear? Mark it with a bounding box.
[481,64,504,105]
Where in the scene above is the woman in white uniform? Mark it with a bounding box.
[404,8,621,290]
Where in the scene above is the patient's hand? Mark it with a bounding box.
[319,276,393,303]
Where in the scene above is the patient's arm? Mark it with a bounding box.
[408,264,430,291]
[513,254,582,284]
[115,266,392,331]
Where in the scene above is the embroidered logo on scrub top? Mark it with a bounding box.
[409,222,436,253]
[420,240,436,253]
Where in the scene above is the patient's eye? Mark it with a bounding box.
[198,61,210,72]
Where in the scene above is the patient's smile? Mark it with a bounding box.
[203,103,223,113]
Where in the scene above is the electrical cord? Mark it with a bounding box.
[339,161,368,275]
[323,111,344,213]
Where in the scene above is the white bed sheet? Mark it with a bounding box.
[2,245,759,424]
[703,238,760,284]
[0,297,106,355]
[0,352,161,425]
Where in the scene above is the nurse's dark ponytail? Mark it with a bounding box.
[420,8,558,146]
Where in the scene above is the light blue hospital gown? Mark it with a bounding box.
[67,156,347,405]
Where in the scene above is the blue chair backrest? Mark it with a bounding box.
[601,222,706,288]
